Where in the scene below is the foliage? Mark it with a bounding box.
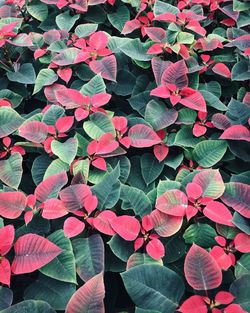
[0,0,249,312]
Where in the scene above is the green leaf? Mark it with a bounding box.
[135,308,161,313]
[140,153,164,185]
[80,74,106,96]
[24,275,75,311]
[7,63,36,85]
[56,11,80,32]
[183,223,217,248]
[0,287,12,310]
[42,105,65,125]
[199,81,221,97]
[83,112,115,140]
[232,61,250,81]
[31,156,52,186]
[177,32,194,44]
[163,235,186,263]
[127,253,163,270]
[0,153,23,189]
[44,159,69,180]
[121,264,184,313]
[154,0,179,15]
[0,89,22,109]
[175,126,201,148]
[0,107,24,138]
[235,254,250,279]
[92,164,121,210]
[75,23,98,38]
[51,138,78,165]
[27,0,48,21]
[120,184,152,217]
[145,100,178,131]
[0,300,56,313]
[193,140,227,167]
[108,235,134,262]
[33,69,58,94]
[72,234,104,282]
[200,90,227,111]
[108,156,131,184]
[233,212,250,235]
[157,180,181,197]
[117,38,153,61]
[39,230,76,284]
[164,153,184,170]
[108,6,130,32]
[176,108,197,125]
[230,274,250,312]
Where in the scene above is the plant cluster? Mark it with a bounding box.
[0,0,250,312]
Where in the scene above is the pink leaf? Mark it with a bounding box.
[11,234,62,274]
[19,121,48,143]
[44,83,67,103]
[0,191,26,219]
[144,27,166,42]
[212,113,232,130]
[92,93,111,108]
[112,116,127,131]
[55,88,88,109]
[220,125,250,142]
[150,210,183,237]
[203,201,233,226]
[59,184,92,211]
[212,63,231,78]
[42,198,68,219]
[147,43,163,55]
[96,133,119,154]
[193,169,225,199]
[210,246,233,270]
[57,68,72,83]
[66,273,105,313]
[128,124,161,147]
[110,216,140,241]
[161,60,188,89]
[84,194,98,214]
[156,189,188,216]
[35,171,68,202]
[75,108,89,121]
[121,19,141,35]
[184,244,222,290]
[186,182,203,200]
[180,88,207,112]
[224,304,247,313]
[234,233,250,253]
[150,85,170,98]
[89,31,108,50]
[146,238,165,260]
[64,217,85,238]
[92,157,107,171]
[89,55,117,82]
[186,20,206,36]
[215,291,234,305]
[151,57,171,85]
[55,116,74,133]
[193,123,207,137]
[179,295,207,313]
[153,144,169,162]
[92,211,116,235]
[0,258,11,287]
[0,225,15,256]
[221,182,250,218]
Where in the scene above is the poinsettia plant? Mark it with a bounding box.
[0,0,250,312]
